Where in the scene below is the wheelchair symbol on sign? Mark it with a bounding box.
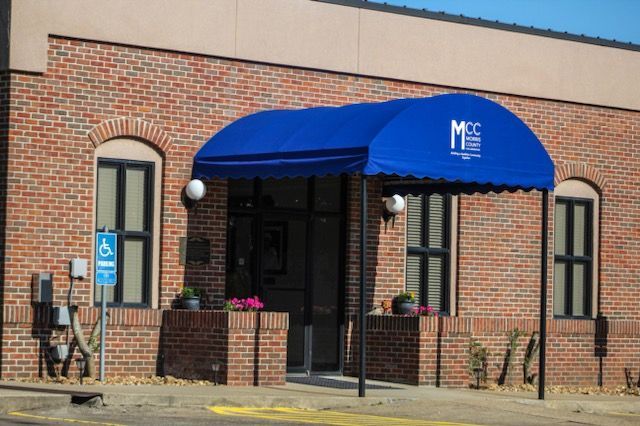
[99,238,114,257]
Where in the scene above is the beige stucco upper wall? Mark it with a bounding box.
[6,0,640,110]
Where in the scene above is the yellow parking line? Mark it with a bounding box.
[208,406,479,426]
[8,410,125,426]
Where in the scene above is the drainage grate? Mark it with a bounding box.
[286,376,399,390]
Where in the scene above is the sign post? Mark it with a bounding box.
[96,228,117,383]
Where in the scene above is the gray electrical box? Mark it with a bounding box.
[50,344,69,362]
[69,258,88,279]
[31,273,53,304]
[53,307,71,326]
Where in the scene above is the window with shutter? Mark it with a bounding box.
[552,179,599,319]
[96,159,153,307]
[553,197,593,317]
[405,194,453,313]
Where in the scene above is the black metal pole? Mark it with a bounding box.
[359,174,367,397]
[538,189,549,400]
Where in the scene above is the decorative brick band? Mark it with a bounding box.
[77,307,163,327]
[363,315,422,332]
[4,305,162,327]
[88,118,172,153]
[352,315,640,336]
[162,310,288,330]
[5,306,288,330]
[554,163,606,189]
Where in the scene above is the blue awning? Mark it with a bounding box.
[194,94,554,191]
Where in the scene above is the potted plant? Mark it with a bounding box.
[181,287,201,310]
[395,291,418,315]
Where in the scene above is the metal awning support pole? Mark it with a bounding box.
[538,189,549,400]
[359,174,368,397]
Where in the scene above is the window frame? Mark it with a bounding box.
[95,158,154,308]
[405,194,453,314]
[553,196,594,319]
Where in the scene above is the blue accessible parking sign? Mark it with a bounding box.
[96,232,117,286]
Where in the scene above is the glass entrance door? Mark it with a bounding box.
[260,217,308,370]
[310,216,341,371]
[226,177,345,373]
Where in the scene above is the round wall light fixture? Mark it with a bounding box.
[182,179,207,210]
[185,179,207,201]
[382,194,405,227]
[384,194,405,215]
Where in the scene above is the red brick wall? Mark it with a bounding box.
[1,305,161,379]
[2,36,639,384]
[0,71,9,344]
[161,311,288,386]
[2,306,287,386]
[346,316,640,387]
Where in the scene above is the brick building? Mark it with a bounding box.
[0,0,638,387]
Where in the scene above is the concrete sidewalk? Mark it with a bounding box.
[0,387,70,413]
[0,377,638,417]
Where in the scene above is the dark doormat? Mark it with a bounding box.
[286,376,400,390]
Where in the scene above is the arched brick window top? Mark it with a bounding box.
[554,163,606,191]
[88,118,172,154]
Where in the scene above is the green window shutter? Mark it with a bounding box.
[406,254,423,302]
[553,261,566,316]
[427,194,445,248]
[554,201,567,255]
[125,168,146,232]
[97,166,118,231]
[572,262,586,317]
[406,195,423,247]
[123,239,145,304]
[573,203,587,257]
[427,255,444,311]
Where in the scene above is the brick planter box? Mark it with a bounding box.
[161,310,289,386]
[345,315,640,388]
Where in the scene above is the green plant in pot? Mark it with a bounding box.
[181,287,202,310]
[395,291,418,315]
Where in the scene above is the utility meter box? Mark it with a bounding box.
[50,344,69,363]
[31,273,53,304]
[69,258,88,279]
[53,307,71,326]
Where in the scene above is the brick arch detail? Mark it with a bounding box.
[88,118,172,153]
[554,163,606,190]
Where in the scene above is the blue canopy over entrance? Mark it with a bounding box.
[194,93,554,400]
[193,94,554,192]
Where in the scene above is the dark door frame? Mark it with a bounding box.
[226,176,348,374]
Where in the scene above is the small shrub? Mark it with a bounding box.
[396,291,416,303]
[181,287,201,298]
[469,339,489,384]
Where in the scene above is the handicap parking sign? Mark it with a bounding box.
[96,232,117,286]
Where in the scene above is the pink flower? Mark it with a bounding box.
[224,295,265,312]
